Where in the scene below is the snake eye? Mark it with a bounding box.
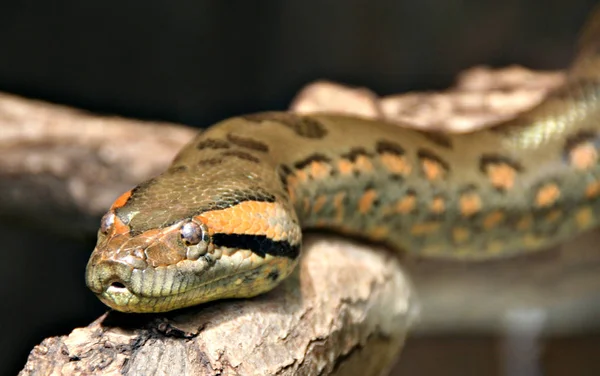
[181,220,210,260]
[100,212,114,234]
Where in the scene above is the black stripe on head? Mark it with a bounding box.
[212,233,300,259]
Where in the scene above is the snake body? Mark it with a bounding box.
[87,12,600,313]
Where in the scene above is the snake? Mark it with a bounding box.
[86,10,600,313]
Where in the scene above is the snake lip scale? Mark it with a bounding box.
[87,9,600,313]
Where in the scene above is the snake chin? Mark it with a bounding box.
[87,247,298,313]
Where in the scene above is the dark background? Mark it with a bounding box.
[0,1,598,375]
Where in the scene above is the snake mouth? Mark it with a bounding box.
[86,250,297,313]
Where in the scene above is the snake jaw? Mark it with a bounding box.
[86,245,299,313]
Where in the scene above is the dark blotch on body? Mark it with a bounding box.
[376,140,405,155]
[226,133,269,152]
[416,130,453,149]
[196,138,231,150]
[278,164,293,191]
[479,154,524,173]
[417,149,450,171]
[341,147,372,162]
[564,130,598,153]
[168,165,188,173]
[294,154,331,170]
[198,158,224,166]
[242,112,328,139]
[221,150,261,163]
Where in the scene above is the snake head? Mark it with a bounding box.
[85,189,301,313]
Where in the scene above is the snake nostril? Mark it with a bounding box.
[110,281,126,289]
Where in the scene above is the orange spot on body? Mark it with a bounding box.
[516,215,533,230]
[430,196,445,214]
[312,195,328,214]
[295,170,309,183]
[354,155,374,173]
[523,234,542,248]
[486,163,517,190]
[395,194,416,214]
[380,154,411,176]
[337,159,354,175]
[411,222,440,236]
[483,211,505,229]
[570,142,598,170]
[585,180,600,198]
[575,206,594,229]
[422,159,446,181]
[452,227,470,243]
[309,161,331,180]
[358,189,377,214]
[303,197,311,214]
[459,192,482,217]
[333,192,346,222]
[487,241,504,254]
[110,190,133,210]
[536,183,561,207]
[370,226,389,239]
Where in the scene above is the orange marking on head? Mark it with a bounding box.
[337,159,354,175]
[354,155,374,173]
[482,211,504,229]
[410,222,440,236]
[395,194,416,214]
[112,214,131,235]
[516,215,533,231]
[459,192,482,217]
[333,192,346,222]
[486,163,516,190]
[430,196,445,214]
[585,180,600,199]
[312,195,328,214]
[379,154,412,176]
[358,189,377,214]
[110,190,133,210]
[570,142,598,170]
[422,159,446,181]
[452,227,470,243]
[370,226,389,240]
[309,161,331,180]
[545,209,562,223]
[198,201,293,241]
[535,183,560,208]
[575,206,594,229]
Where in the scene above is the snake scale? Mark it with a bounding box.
[87,10,600,313]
